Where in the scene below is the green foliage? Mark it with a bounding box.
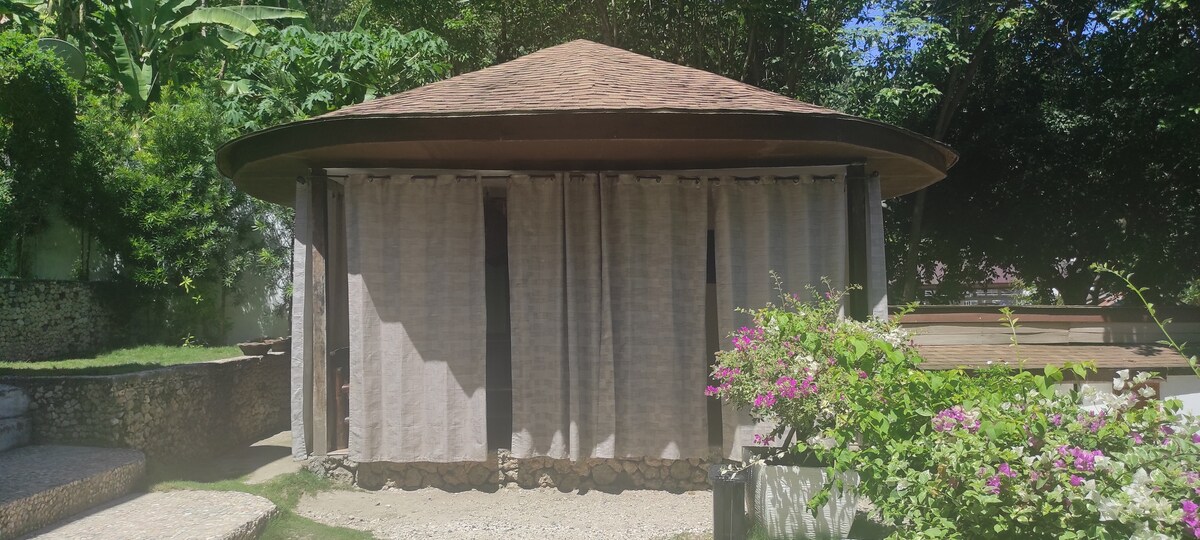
[221,25,451,130]
[121,86,241,285]
[709,277,906,451]
[881,0,1200,304]
[858,371,1199,538]
[89,0,307,107]
[94,85,290,342]
[0,0,42,33]
[364,0,867,103]
[0,31,79,274]
[1181,278,1200,307]
[803,268,1200,538]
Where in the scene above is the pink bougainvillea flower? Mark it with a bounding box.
[753,392,777,409]
[998,463,1017,478]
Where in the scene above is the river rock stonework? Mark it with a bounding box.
[0,279,120,361]
[307,449,713,492]
[0,353,288,467]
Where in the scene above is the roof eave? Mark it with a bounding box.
[218,110,957,204]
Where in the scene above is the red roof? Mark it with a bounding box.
[321,40,844,119]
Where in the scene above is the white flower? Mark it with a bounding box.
[795,354,817,369]
[1117,369,1131,381]
[808,436,838,450]
[1113,376,1126,392]
[1138,385,1157,399]
[1098,496,1120,521]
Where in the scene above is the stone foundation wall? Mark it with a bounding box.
[0,353,288,465]
[0,279,121,361]
[307,449,713,492]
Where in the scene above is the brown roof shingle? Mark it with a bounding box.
[321,40,845,119]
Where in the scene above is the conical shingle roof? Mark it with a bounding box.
[321,40,841,118]
[218,40,956,205]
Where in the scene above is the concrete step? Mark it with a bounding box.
[22,490,278,540]
[0,445,145,540]
[0,385,30,419]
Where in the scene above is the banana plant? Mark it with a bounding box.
[0,0,41,32]
[91,0,305,108]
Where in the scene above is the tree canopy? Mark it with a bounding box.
[0,0,1196,334]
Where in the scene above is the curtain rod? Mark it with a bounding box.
[298,173,845,183]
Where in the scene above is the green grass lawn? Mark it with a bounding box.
[0,345,242,376]
[152,470,372,540]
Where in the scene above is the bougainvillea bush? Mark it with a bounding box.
[833,366,1200,539]
[707,281,908,450]
[711,277,1200,539]
[708,279,1000,458]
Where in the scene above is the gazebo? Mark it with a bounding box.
[217,40,956,490]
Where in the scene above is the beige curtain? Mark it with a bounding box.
[509,174,709,460]
[713,173,848,459]
[344,174,488,463]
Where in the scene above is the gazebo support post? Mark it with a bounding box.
[846,164,870,321]
[326,182,351,451]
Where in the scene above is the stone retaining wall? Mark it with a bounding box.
[0,353,288,465]
[307,449,713,492]
[0,279,121,361]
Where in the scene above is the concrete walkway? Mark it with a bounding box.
[197,431,299,484]
[297,486,712,540]
[7,433,295,540]
[25,490,277,540]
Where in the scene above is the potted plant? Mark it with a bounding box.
[708,278,913,539]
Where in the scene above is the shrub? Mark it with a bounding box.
[838,367,1200,539]
[0,32,79,271]
[713,273,1200,538]
[707,279,900,451]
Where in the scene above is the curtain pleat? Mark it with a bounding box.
[345,175,488,463]
[608,175,709,458]
[509,175,709,460]
[714,175,848,459]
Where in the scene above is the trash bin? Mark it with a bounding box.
[709,464,749,540]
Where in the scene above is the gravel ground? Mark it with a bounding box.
[296,487,712,539]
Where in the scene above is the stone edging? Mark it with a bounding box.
[307,449,713,492]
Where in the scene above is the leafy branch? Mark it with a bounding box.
[1092,262,1199,378]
